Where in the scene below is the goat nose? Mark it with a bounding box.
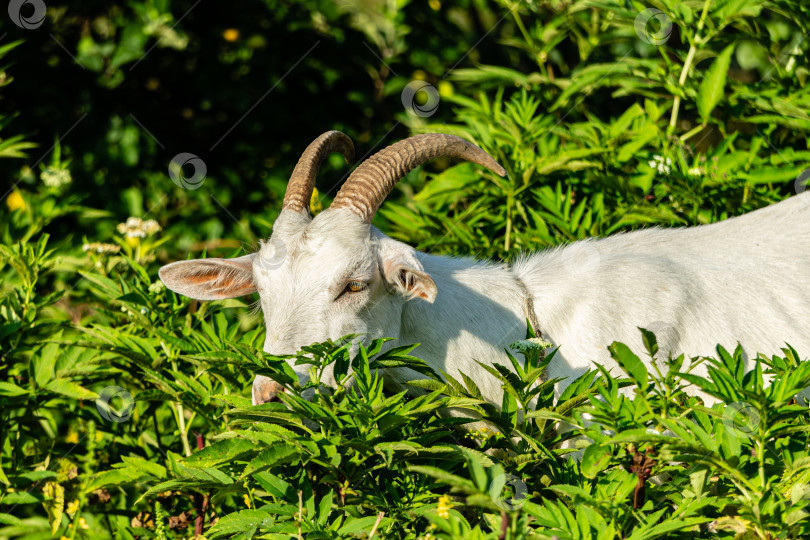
[252,375,285,405]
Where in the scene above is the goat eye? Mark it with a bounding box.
[345,281,367,293]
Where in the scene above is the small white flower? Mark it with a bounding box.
[510,337,553,352]
[82,242,121,255]
[141,220,161,235]
[117,217,162,238]
[41,167,72,188]
[648,155,672,175]
[148,281,165,294]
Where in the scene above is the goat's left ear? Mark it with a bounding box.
[159,254,257,300]
[375,233,437,302]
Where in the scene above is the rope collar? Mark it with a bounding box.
[511,271,543,339]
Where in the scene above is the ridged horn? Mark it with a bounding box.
[329,134,506,223]
[281,131,355,214]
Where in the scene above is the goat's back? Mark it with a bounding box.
[513,193,810,396]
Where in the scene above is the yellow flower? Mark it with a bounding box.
[243,493,251,508]
[223,28,239,42]
[78,517,89,530]
[6,190,25,211]
[429,0,441,10]
[310,187,323,214]
[436,494,452,519]
[66,499,80,517]
[65,430,79,444]
[438,80,453,98]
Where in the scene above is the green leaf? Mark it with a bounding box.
[184,438,255,467]
[317,490,333,526]
[0,513,23,526]
[338,515,391,534]
[638,327,658,357]
[119,455,167,479]
[581,444,612,479]
[84,468,145,493]
[43,379,98,400]
[78,271,121,298]
[33,342,60,387]
[207,509,273,538]
[242,445,300,477]
[1,491,40,504]
[252,472,294,500]
[608,342,648,388]
[0,382,28,397]
[697,44,735,123]
[616,123,658,163]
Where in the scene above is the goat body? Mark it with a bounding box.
[398,193,810,401]
[158,132,810,407]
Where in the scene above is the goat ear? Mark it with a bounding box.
[374,229,437,302]
[380,257,437,303]
[385,262,437,302]
[159,254,256,300]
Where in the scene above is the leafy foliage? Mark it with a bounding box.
[1,0,809,538]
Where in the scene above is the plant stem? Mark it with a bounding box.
[679,123,705,142]
[368,511,385,539]
[505,194,513,252]
[176,402,192,457]
[669,0,713,131]
[298,490,303,540]
[510,4,535,54]
[152,412,163,454]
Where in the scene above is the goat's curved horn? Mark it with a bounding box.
[282,131,355,214]
[329,133,506,223]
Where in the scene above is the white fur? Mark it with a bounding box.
[160,193,810,405]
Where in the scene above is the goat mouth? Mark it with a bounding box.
[253,375,287,405]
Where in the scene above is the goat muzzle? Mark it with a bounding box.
[252,375,286,405]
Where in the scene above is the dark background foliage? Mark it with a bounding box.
[2,0,810,538]
[1,0,511,250]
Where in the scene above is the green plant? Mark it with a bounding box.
[2,0,810,538]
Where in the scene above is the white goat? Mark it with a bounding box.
[159,131,810,407]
